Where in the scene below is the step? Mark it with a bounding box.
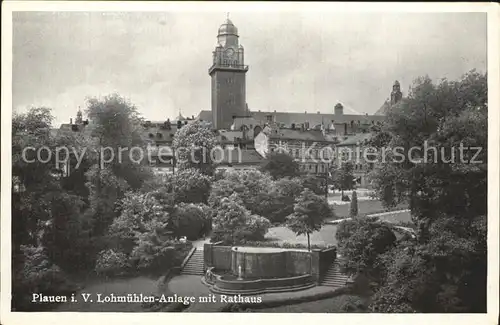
[321,279,347,283]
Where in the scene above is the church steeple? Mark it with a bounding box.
[390,80,402,106]
[75,106,83,124]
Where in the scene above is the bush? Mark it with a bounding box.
[12,245,78,311]
[211,194,272,244]
[95,249,130,276]
[130,238,192,274]
[342,194,351,202]
[339,295,367,312]
[300,174,327,196]
[164,168,212,204]
[240,215,271,241]
[259,177,303,224]
[173,203,213,240]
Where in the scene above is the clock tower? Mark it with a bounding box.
[209,17,249,130]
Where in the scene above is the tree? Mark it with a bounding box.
[367,70,487,312]
[260,152,300,179]
[85,93,152,190]
[259,177,304,223]
[163,168,212,204]
[12,107,87,309]
[211,194,271,244]
[285,189,332,251]
[349,190,358,217]
[300,174,327,196]
[172,120,218,176]
[84,94,154,238]
[335,218,397,280]
[334,162,354,197]
[172,203,213,240]
[208,169,273,215]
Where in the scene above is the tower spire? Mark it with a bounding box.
[226,12,230,20]
[76,106,83,124]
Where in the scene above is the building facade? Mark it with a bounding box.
[254,124,336,175]
[335,133,377,188]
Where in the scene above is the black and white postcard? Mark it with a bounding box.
[1,2,499,325]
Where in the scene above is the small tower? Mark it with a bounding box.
[334,103,344,116]
[75,107,83,124]
[390,81,403,106]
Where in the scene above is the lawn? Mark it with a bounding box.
[330,200,409,219]
[376,210,412,223]
[265,208,412,247]
[248,294,368,313]
[266,224,339,247]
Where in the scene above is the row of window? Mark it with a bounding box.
[352,163,375,170]
[269,146,332,160]
[299,164,328,173]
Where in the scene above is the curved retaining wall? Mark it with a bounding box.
[204,273,314,295]
[204,243,337,284]
[231,247,291,278]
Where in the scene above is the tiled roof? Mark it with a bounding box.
[336,133,373,147]
[212,148,265,166]
[57,123,94,137]
[198,110,385,126]
[268,128,329,142]
[198,110,212,122]
[140,125,179,143]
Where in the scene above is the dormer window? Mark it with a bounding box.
[148,133,154,138]
[157,133,163,138]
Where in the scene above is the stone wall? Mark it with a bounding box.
[285,251,312,276]
[204,243,233,271]
[204,243,337,283]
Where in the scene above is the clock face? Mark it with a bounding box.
[225,48,235,58]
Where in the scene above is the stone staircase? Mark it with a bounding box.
[320,259,350,287]
[180,248,204,276]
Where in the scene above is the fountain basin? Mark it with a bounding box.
[231,246,309,279]
[203,270,314,295]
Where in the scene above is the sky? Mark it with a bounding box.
[12,11,487,126]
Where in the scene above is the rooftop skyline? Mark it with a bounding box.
[13,11,487,126]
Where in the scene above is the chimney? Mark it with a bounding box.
[317,111,320,114]
[291,123,296,130]
[70,118,73,124]
[301,123,305,132]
